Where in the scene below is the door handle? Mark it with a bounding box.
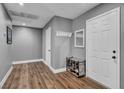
[112,56,116,59]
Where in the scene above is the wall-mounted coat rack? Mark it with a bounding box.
[56,31,72,37]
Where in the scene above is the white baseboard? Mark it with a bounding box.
[12,59,44,65]
[53,67,66,73]
[42,59,66,73]
[0,59,65,89]
[0,66,13,89]
[12,58,66,73]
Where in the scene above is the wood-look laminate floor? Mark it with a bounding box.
[2,62,106,89]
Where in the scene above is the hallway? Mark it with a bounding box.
[0,3,123,89]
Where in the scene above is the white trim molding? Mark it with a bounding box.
[0,66,13,89]
[53,68,66,73]
[12,59,44,65]
[43,59,66,73]
[0,59,66,89]
[12,59,66,73]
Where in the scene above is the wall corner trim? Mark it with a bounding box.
[12,59,66,73]
[42,59,66,73]
[0,66,13,89]
[53,67,66,73]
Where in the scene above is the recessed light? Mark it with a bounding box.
[22,23,26,26]
[19,3,24,6]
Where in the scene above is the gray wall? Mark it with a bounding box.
[52,17,72,69]
[0,4,12,82]
[71,3,124,88]
[42,16,72,69]
[11,26,42,61]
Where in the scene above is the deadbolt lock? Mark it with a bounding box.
[112,56,116,59]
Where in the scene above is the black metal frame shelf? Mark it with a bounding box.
[66,57,86,77]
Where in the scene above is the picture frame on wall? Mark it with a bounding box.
[74,28,85,48]
[7,26,12,44]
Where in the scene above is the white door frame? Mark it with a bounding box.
[45,27,52,67]
[86,7,120,88]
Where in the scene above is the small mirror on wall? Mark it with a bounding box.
[7,26,12,44]
[74,29,84,48]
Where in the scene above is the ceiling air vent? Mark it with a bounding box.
[8,10,39,20]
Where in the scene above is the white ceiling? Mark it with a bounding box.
[4,3,99,28]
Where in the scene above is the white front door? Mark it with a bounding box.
[86,7,120,88]
[45,27,51,66]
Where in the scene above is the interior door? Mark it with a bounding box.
[45,27,51,66]
[86,7,120,88]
